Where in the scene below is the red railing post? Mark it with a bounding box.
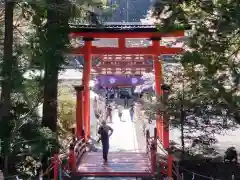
[164,125,172,178]
[154,127,157,140]
[168,154,173,177]
[68,143,76,172]
[150,139,157,174]
[146,130,150,153]
[53,154,58,180]
[75,85,84,139]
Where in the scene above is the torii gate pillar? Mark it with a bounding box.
[152,38,172,177]
[152,38,164,142]
[82,38,93,141]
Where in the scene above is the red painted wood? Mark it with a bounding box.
[96,64,153,68]
[71,46,183,55]
[100,55,151,61]
[76,152,152,177]
[69,30,184,38]
[53,154,58,180]
[167,155,173,177]
[152,40,172,178]
[94,68,152,75]
[82,40,92,141]
[118,38,125,48]
[73,171,153,177]
[75,90,83,138]
[153,55,164,141]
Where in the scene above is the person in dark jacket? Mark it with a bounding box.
[97,120,113,163]
[106,104,113,123]
[129,104,134,122]
[124,97,128,108]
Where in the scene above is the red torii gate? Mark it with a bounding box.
[69,24,185,177]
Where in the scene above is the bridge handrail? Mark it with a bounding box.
[74,138,86,162]
[156,137,179,178]
[145,128,179,178]
[146,129,157,173]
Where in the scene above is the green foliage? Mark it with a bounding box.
[58,86,76,134]
[148,0,240,155]
[0,0,109,177]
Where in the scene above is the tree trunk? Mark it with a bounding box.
[41,1,61,133]
[41,2,63,178]
[41,0,70,133]
[0,1,14,124]
[0,0,14,175]
[180,106,185,159]
[41,61,59,132]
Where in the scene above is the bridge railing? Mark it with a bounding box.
[74,138,87,163]
[145,127,178,179]
[155,136,179,179]
[146,129,157,174]
[67,138,86,172]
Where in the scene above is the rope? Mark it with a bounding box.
[40,164,53,177]
[180,167,221,180]
[154,138,226,180]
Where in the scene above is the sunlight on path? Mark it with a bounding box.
[87,92,141,179]
[109,109,139,152]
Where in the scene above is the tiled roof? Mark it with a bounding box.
[69,24,158,33]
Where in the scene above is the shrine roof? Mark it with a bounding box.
[69,23,190,33]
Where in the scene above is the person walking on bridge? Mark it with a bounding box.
[97,120,113,163]
[129,104,134,122]
[118,105,124,121]
[106,104,113,123]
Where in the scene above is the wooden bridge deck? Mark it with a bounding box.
[75,152,152,177]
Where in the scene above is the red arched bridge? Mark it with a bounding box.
[71,131,156,177]
[51,24,187,179]
[52,129,171,179]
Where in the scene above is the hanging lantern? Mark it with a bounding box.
[131,77,138,84]
[109,77,116,84]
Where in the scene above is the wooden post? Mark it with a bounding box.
[68,143,76,171]
[154,127,157,140]
[146,129,150,153]
[152,38,164,142]
[74,85,84,139]
[150,139,157,173]
[82,38,93,141]
[53,154,58,180]
[152,37,172,178]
